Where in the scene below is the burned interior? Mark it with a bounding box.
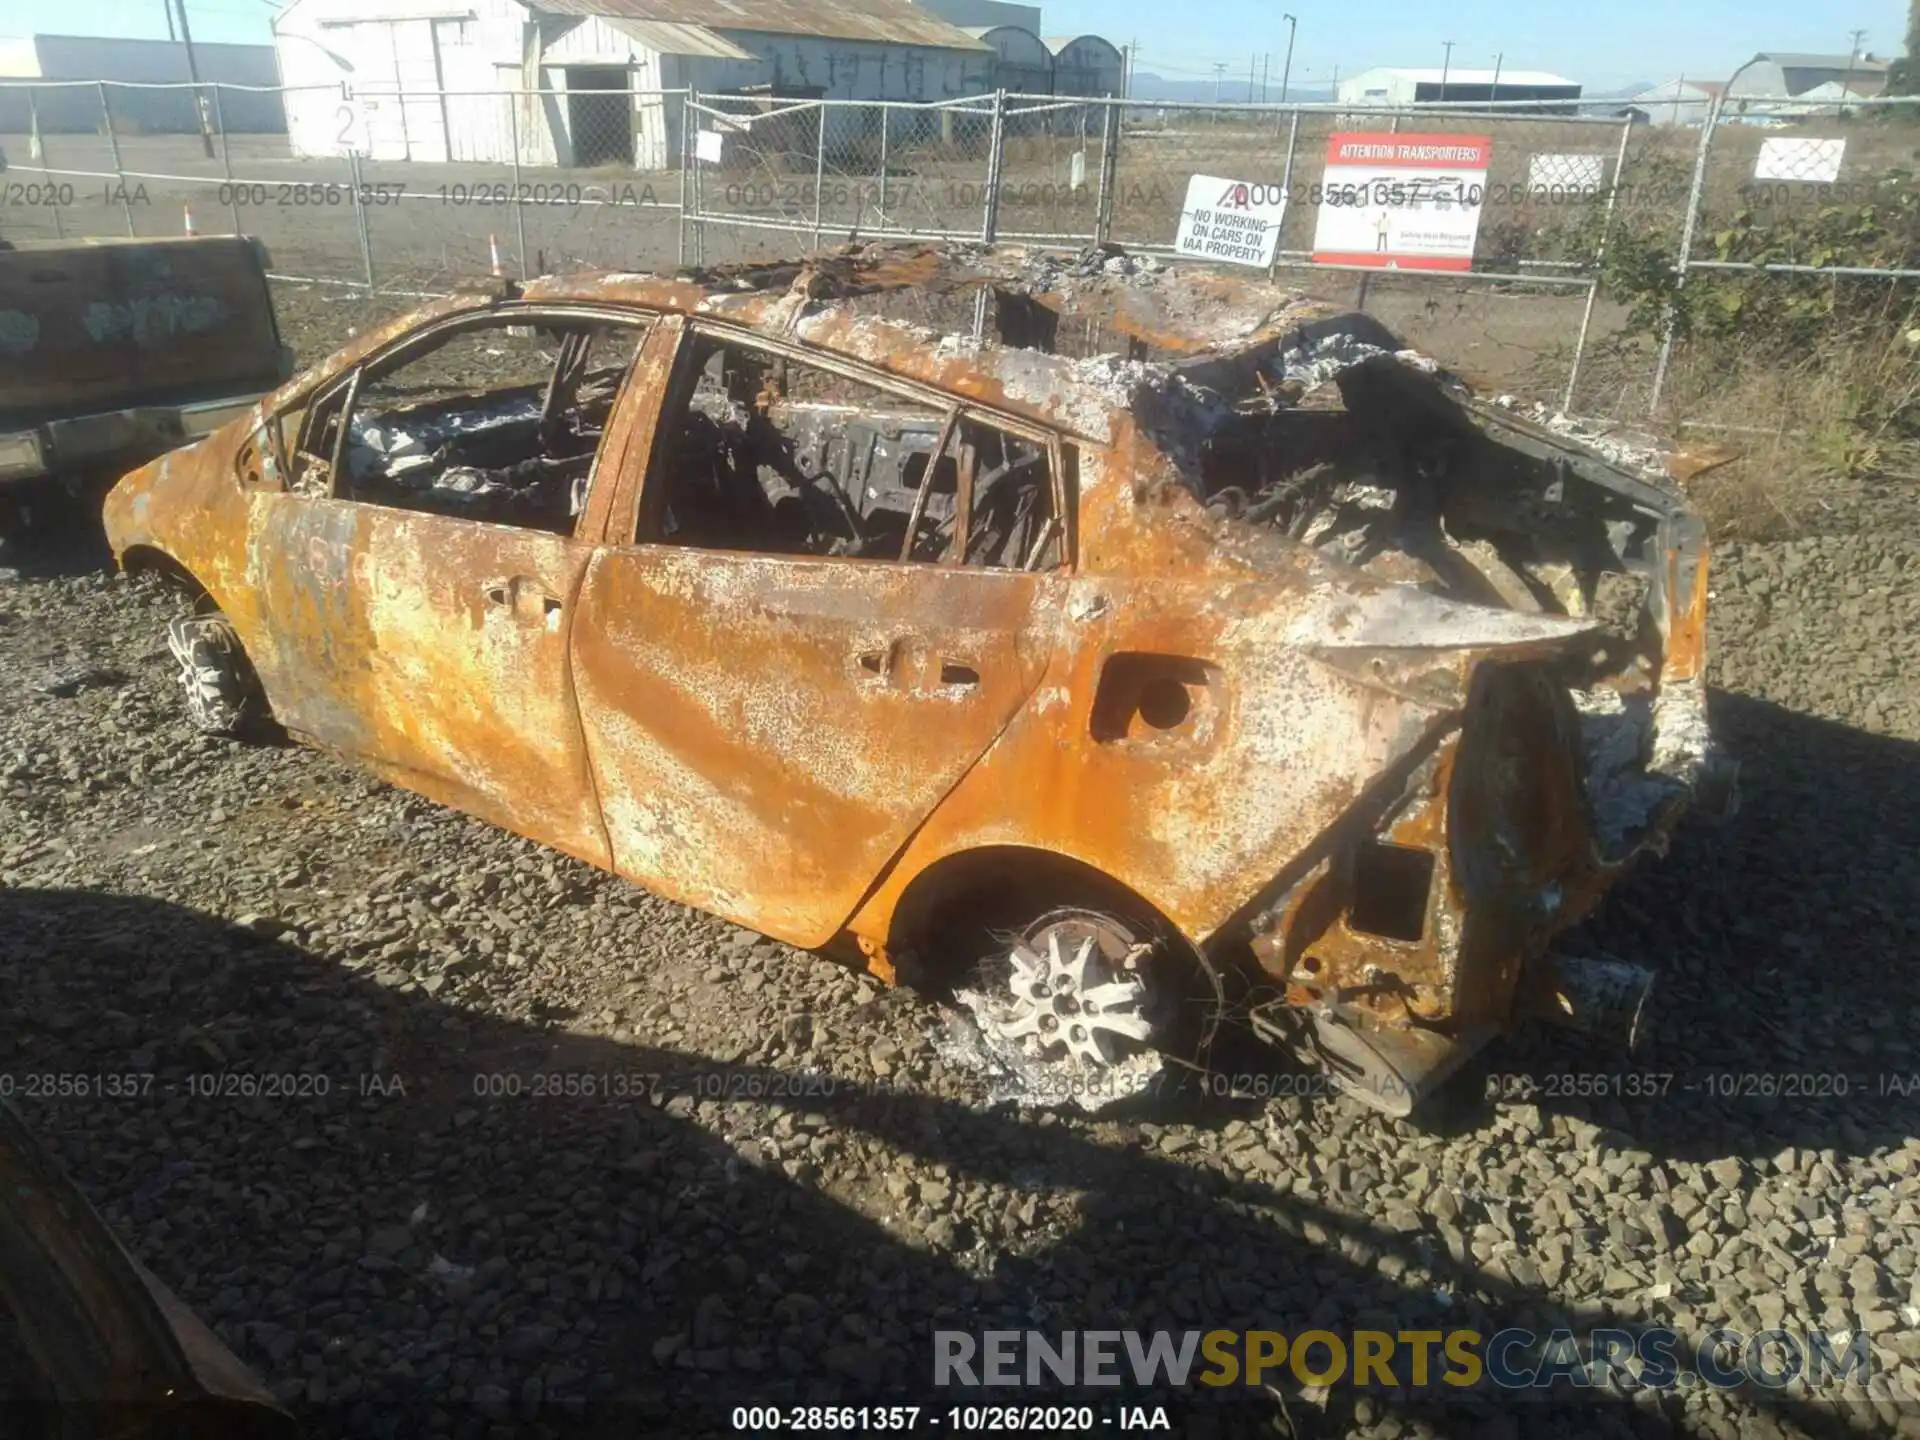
[286,313,646,534]
[649,330,1061,569]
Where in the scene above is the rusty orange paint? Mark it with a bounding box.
[103,244,1718,1058]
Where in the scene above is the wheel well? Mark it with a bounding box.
[119,546,214,612]
[887,846,1186,988]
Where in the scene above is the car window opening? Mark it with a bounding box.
[290,317,643,536]
[647,335,1058,570]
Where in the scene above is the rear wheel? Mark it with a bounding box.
[951,904,1189,1111]
[166,613,266,738]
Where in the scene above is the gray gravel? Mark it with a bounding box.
[2,466,1918,1437]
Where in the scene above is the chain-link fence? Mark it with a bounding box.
[3,79,1915,440]
[1650,94,1920,426]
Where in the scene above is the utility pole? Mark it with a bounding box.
[1247,55,1256,102]
[163,0,175,42]
[1842,29,1868,116]
[1261,52,1270,104]
[172,0,216,158]
[1673,72,1685,127]
[1280,13,1298,103]
[1491,51,1503,101]
[1213,61,1228,103]
[1440,39,1455,103]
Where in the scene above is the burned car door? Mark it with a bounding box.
[252,306,655,868]
[569,322,1069,945]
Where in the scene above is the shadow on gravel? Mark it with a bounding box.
[0,886,1895,1440]
[1469,687,1920,1168]
[0,491,116,581]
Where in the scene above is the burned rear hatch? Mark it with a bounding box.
[1166,315,1721,866]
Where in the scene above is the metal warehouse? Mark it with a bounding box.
[1337,66,1582,107]
[273,0,995,168]
[0,33,284,134]
[1042,34,1123,97]
[964,25,1052,95]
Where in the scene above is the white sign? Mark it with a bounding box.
[331,96,374,157]
[1069,149,1086,193]
[1754,137,1846,183]
[695,128,725,164]
[1174,174,1287,268]
[1527,153,1606,196]
[1311,132,1491,272]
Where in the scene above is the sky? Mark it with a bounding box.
[8,0,1913,94]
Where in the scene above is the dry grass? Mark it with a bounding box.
[1663,326,1920,539]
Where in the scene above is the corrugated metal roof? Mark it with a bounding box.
[602,17,754,58]
[1043,35,1122,58]
[528,0,991,50]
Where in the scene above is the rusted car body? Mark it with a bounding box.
[0,236,289,542]
[102,244,1724,1111]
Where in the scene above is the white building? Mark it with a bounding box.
[274,0,996,169]
[1726,52,1889,101]
[0,33,284,133]
[1619,77,1725,127]
[1337,66,1581,107]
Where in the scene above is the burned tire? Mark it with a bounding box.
[166,613,266,738]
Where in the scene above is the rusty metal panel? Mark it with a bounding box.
[251,498,613,868]
[571,549,1060,944]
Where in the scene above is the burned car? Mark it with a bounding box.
[102,244,1725,1113]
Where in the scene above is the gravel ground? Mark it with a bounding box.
[1,294,1918,1438]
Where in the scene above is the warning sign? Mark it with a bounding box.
[1174,174,1287,268]
[1311,132,1491,272]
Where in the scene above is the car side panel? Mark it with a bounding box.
[569,550,1063,947]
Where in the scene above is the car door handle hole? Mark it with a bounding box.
[940,662,980,687]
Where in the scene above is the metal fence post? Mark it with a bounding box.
[1560,115,1637,415]
[508,89,529,276]
[812,101,828,249]
[878,105,890,232]
[28,88,63,239]
[980,89,1007,244]
[1649,93,1722,418]
[683,88,698,268]
[347,147,376,289]
[1269,108,1301,279]
[1093,99,1120,245]
[212,84,241,235]
[98,83,135,236]
[686,87,704,268]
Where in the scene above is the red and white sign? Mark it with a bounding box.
[1310,132,1491,272]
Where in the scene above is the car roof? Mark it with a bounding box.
[513,243,1348,443]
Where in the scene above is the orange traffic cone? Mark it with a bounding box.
[182,202,197,236]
